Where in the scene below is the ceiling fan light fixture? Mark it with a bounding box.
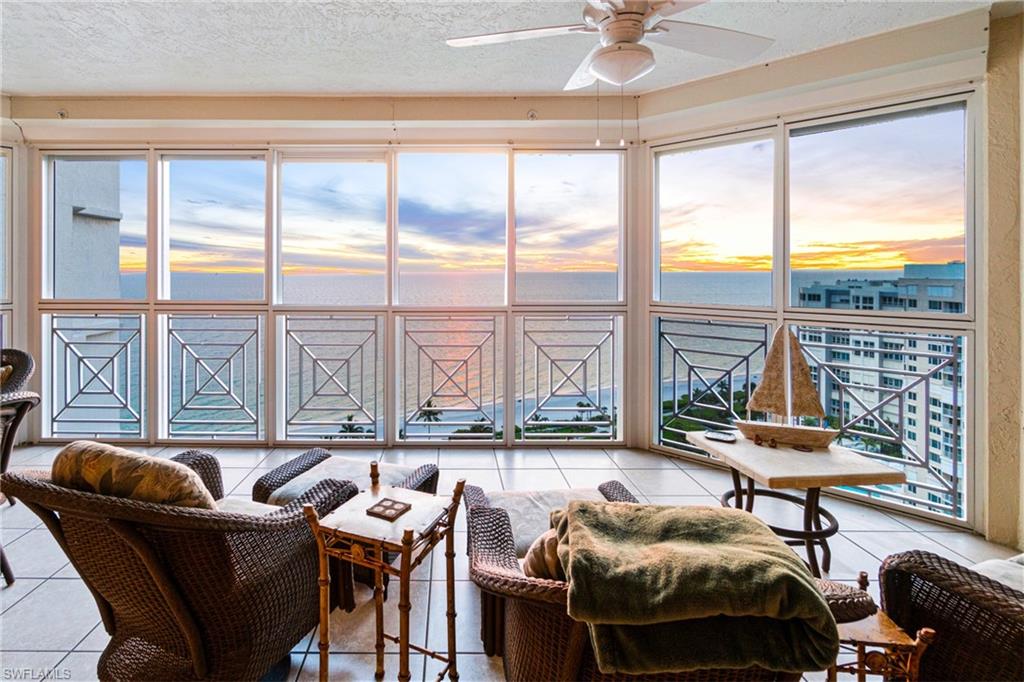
[588,43,655,87]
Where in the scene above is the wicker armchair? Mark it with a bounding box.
[0,451,359,681]
[464,479,639,657]
[1,348,41,585]
[880,550,1024,681]
[469,501,801,682]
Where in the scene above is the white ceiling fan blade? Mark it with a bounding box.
[446,24,592,47]
[646,20,774,60]
[646,0,710,22]
[563,44,601,91]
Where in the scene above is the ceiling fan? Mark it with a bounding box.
[446,0,775,90]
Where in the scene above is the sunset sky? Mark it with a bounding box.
[658,102,966,274]
[113,104,965,286]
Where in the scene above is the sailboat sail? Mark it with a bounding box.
[748,327,825,419]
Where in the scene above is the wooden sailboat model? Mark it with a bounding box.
[734,327,839,449]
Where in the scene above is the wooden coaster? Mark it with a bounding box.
[366,498,412,522]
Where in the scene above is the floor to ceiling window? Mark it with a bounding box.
[37,148,625,446]
[652,94,974,522]
[0,147,11,350]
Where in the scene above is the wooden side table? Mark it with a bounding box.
[687,432,906,577]
[304,464,465,682]
[828,610,935,682]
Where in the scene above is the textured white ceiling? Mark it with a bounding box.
[1,1,987,96]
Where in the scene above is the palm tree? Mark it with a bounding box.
[418,399,442,437]
[337,414,365,437]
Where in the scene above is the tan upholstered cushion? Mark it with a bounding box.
[217,497,279,516]
[267,456,417,506]
[522,528,565,581]
[51,440,216,509]
[487,488,606,557]
[0,365,12,386]
[971,554,1024,592]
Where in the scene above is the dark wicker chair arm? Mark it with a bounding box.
[171,449,224,500]
[880,550,1024,681]
[468,506,569,606]
[401,463,440,494]
[598,479,640,503]
[1,349,35,393]
[463,483,489,509]
[252,447,332,503]
[274,478,359,519]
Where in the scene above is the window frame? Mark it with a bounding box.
[512,148,627,306]
[647,90,980,528]
[652,127,780,312]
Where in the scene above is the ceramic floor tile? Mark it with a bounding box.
[0,652,65,681]
[645,495,721,507]
[919,531,1018,563]
[51,651,102,681]
[621,469,706,497]
[818,496,918,532]
[0,577,44,614]
[325,448,384,462]
[425,653,504,682]
[4,529,70,579]
[818,534,883,580]
[667,453,721,469]
[605,448,679,469]
[320,581,430,653]
[548,448,613,469]
[73,623,110,652]
[497,469,568,491]
[429,533,469,581]
[493,448,557,469]
[682,466,735,496]
[0,579,100,650]
[297,653,423,682]
[438,449,498,469]
[561,468,643,499]
[221,467,258,495]
[881,512,965,533]
[426,580,485,653]
[1,501,44,529]
[380,449,439,467]
[208,447,273,467]
[441,469,501,495]
[842,530,970,565]
[14,446,62,466]
[255,448,317,469]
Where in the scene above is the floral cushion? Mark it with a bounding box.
[0,365,12,386]
[51,440,217,509]
[522,528,565,581]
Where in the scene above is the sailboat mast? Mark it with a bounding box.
[783,325,792,423]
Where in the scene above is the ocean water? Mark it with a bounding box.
[103,268,905,438]
[120,269,898,305]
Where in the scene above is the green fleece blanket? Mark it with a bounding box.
[553,501,839,675]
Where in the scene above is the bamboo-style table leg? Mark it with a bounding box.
[302,506,331,682]
[374,550,385,681]
[445,522,460,681]
[398,529,414,682]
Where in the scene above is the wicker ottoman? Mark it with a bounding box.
[464,480,639,657]
[254,447,439,611]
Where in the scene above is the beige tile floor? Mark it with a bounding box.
[1,444,1017,682]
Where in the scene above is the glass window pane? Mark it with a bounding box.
[0,150,8,304]
[789,103,966,313]
[50,155,147,299]
[515,152,620,302]
[657,137,774,306]
[279,160,387,305]
[165,156,266,301]
[397,153,506,306]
